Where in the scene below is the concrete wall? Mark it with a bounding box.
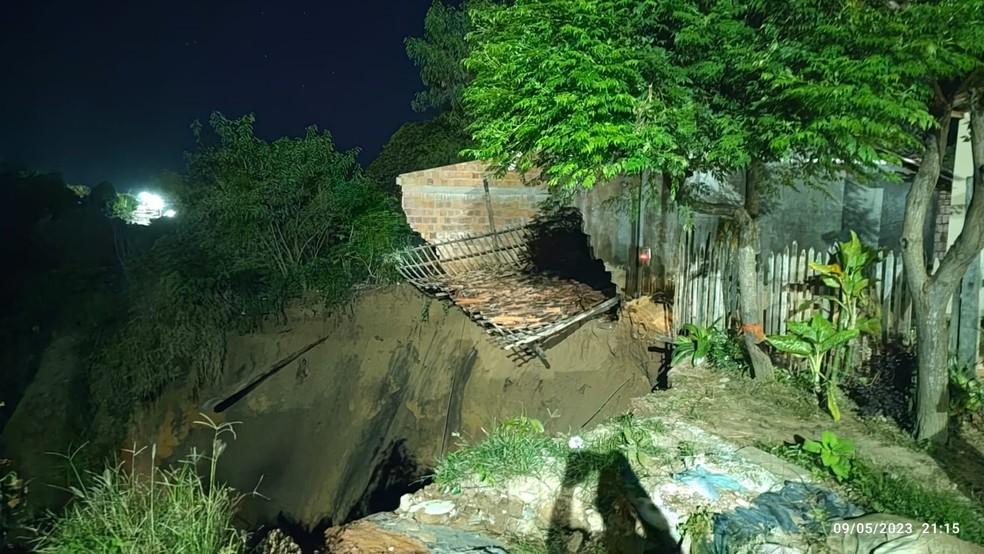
[397,161,548,242]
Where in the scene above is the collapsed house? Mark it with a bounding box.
[392,162,625,364]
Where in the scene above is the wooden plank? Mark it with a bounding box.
[506,297,621,350]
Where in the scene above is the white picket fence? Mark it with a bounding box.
[673,232,915,342]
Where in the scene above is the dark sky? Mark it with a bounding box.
[0,1,437,187]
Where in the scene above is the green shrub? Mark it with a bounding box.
[673,323,751,376]
[672,323,714,367]
[766,314,858,421]
[587,414,667,468]
[706,327,751,376]
[801,431,855,481]
[948,358,984,421]
[36,417,249,554]
[433,413,670,494]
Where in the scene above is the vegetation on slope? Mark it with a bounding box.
[35,418,248,554]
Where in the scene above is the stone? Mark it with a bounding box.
[585,509,605,534]
[324,519,430,554]
[331,513,510,554]
[398,493,414,512]
[409,499,457,524]
[258,529,302,554]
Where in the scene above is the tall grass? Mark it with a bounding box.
[36,415,251,554]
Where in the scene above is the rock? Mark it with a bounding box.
[409,499,457,524]
[326,513,509,554]
[565,530,585,553]
[257,529,302,554]
[585,509,605,534]
[325,519,430,553]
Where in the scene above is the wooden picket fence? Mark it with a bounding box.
[673,231,915,343]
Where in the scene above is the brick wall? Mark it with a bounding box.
[397,161,548,242]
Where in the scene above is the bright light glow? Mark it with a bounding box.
[129,191,172,225]
[137,191,165,211]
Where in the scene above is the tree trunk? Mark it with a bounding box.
[912,295,951,442]
[738,160,774,381]
[901,99,984,443]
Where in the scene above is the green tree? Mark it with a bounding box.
[186,112,407,291]
[871,1,984,443]
[366,113,473,195]
[86,113,412,452]
[405,0,475,118]
[463,0,928,381]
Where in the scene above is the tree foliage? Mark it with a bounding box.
[405,0,475,116]
[366,113,473,195]
[464,0,696,188]
[85,113,412,450]
[876,0,984,442]
[462,0,984,417]
[464,0,932,189]
[185,113,407,292]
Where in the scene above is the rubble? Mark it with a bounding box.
[438,268,609,330]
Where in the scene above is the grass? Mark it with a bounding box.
[433,416,566,494]
[771,438,984,545]
[35,416,251,554]
[433,413,668,494]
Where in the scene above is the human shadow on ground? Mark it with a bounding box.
[546,450,681,554]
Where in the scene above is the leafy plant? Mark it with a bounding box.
[678,505,713,551]
[767,314,859,421]
[808,231,881,335]
[672,323,715,367]
[108,193,139,224]
[676,441,697,459]
[801,431,855,481]
[36,416,250,554]
[591,414,667,468]
[707,327,751,376]
[948,359,984,421]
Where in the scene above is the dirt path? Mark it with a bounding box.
[632,362,982,500]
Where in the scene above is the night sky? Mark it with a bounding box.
[1,1,438,187]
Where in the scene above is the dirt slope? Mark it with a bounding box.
[126,284,654,529]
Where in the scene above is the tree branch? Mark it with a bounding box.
[933,97,984,289]
[901,129,945,292]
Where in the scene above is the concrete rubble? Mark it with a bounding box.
[337,416,984,553]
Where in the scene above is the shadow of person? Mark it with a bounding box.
[547,450,681,554]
